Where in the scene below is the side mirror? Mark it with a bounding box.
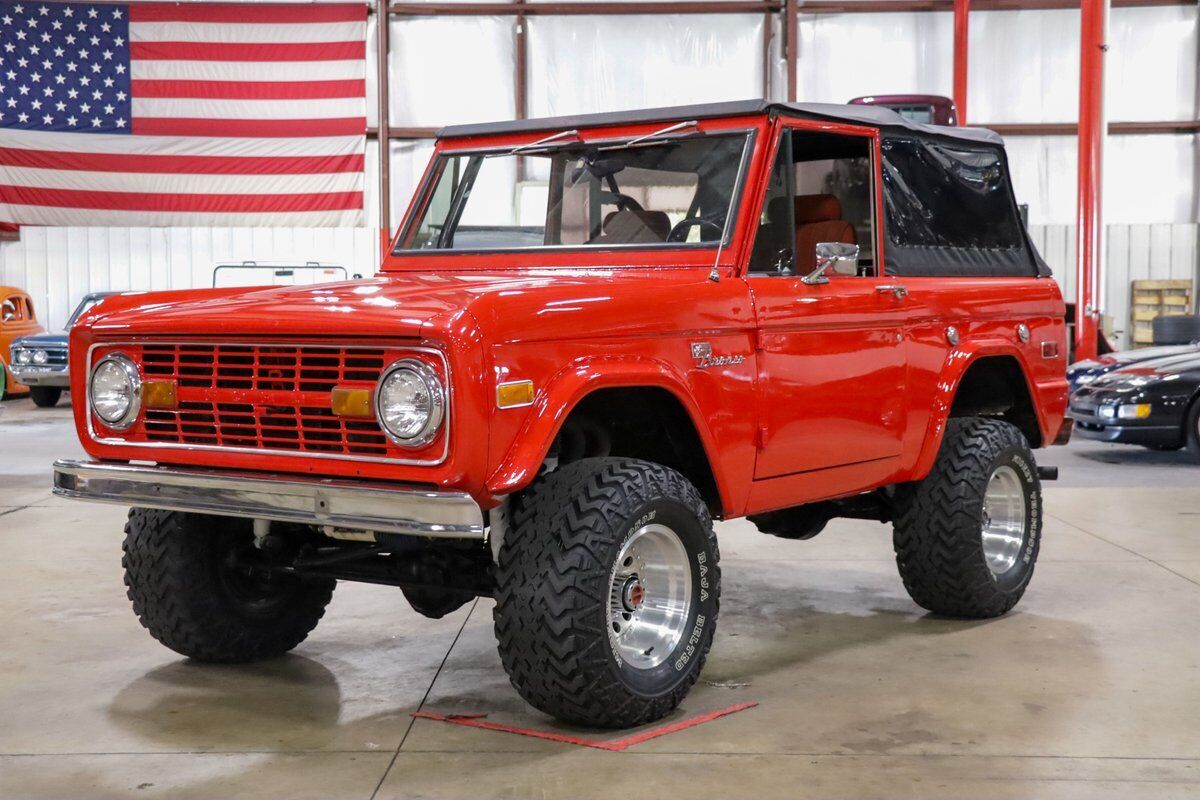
[801,242,860,285]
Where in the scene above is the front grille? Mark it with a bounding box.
[109,342,429,459]
[144,400,391,455]
[140,343,385,393]
[43,347,68,366]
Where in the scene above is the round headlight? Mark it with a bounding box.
[374,359,445,447]
[32,349,48,365]
[14,348,31,365]
[89,353,141,429]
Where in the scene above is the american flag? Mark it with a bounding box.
[0,1,366,227]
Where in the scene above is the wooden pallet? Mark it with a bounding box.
[1131,279,1194,346]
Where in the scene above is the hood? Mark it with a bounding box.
[75,268,729,342]
[1098,344,1200,367]
[77,273,532,338]
[1091,351,1200,389]
[12,332,68,347]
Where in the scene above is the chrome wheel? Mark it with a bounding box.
[981,464,1027,576]
[607,522,692,670]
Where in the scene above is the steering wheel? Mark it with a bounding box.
[667,216,724,243]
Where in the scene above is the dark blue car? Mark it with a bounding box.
[1068,350,1200,458]
[8,292,121,407]
[1067,343,1200,394]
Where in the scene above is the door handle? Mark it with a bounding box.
[876,284,908,299]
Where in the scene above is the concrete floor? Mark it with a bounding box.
[1,396,1199,799]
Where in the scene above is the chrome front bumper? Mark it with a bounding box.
[52,459,485,539]
[10,366,70,387]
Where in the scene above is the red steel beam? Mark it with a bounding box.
[953,0,969,125]
[376,0,391,260]
[1075,0,1107,361]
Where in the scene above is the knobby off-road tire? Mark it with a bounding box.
[123,509,335,662]
[493,458,720,728]
[893,417,1042,619]
[30,386,62,408]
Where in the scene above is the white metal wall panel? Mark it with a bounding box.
[1007,134,1199,226]
[389,16,516,127]
[1031,223,1199,348]
[796,11,953,103]
[527,15,765,117]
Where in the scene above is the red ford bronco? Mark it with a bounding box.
[55,100,1070,729]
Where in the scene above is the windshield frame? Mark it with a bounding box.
[66,293,113,330]
[392,128,756,258]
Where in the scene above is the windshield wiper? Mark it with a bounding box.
[508,129,582,156]
[617,119,701,149]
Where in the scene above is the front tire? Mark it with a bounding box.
[122,509,335,662]
[1185,398,1200,462]
[893,417,1042,619]
[493,458,720,728]
[30,386,62,407]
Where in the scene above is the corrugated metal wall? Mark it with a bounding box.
[1030,223,1200,348]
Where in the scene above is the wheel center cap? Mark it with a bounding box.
[622,576,645,612]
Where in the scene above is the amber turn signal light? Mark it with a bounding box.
[496,380,535,409]
[141,380,178,410]
[331,386,374,418]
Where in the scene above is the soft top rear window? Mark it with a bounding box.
[397,132,750,255]
[881,136,1035,277]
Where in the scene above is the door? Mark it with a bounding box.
[747,122,908,480]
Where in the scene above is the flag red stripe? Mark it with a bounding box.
[0,147,364,176]
[132,117,367,137]
[0,185,363,213]
[129,3,367,24]
[132,79,366,100]
[130,41,366,63]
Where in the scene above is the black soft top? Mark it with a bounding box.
[437,99,1004,147]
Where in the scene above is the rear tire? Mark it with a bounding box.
[30,386,62,407]
[893,417,1041,619]
[122,509,335,662]
[493,458,719,728]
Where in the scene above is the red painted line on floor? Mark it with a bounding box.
[411,701,758,752]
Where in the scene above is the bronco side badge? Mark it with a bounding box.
[691,341,746,369]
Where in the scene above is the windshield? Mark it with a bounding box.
[397,132,750,254]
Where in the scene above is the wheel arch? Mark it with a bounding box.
[487,358,729,515]
[912,346,1048,479]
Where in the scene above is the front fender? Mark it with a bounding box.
[910,340,1062,480]
[485,355,732,510]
